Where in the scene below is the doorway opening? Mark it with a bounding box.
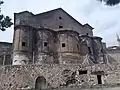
[97,75,102,84]
[35,76,46,90]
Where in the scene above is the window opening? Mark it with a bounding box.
[88,47,91,54]
[79,70,87,75]
[59,16,62,19]
[44,42,48,47]
[22,42,26,46]
[62,43,65,47]
[59,25,63,29]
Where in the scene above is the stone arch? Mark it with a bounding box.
[35,76,46,90]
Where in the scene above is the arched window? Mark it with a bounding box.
[35,76,46,90]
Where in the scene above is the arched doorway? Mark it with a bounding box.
[35,76,46,90]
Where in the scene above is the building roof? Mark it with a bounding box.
[15,8,94,30]
[83,23,94,30]
[35,8,83,26]
[35,8,94,30]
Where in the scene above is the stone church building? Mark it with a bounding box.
[0,8,120,90]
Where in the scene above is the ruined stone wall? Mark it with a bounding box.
[0,42,12,65]
[106,47,120,64]
[92,37,105,64]
[107,52,120,64]
[0,64,120,90]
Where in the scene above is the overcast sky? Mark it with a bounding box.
[0,0,120,47]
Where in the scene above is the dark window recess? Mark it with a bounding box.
[81,80,84,82]
[0,55,4,65]
[22,42,26,46]
[59,25,63,29]
[79,70,87,75]
[9,84,12,86]
[5,55,11,65]
[88,47,91,54]
[77,44,79,50]
[86,33,88,35]
[44,42,48,46]
[62,43,65,47]
[59,16,62,19]
[97,75,102,84]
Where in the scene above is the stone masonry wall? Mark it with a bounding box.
[0,42,12,65]
[0,64,120,90]
[107,52,120,64]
